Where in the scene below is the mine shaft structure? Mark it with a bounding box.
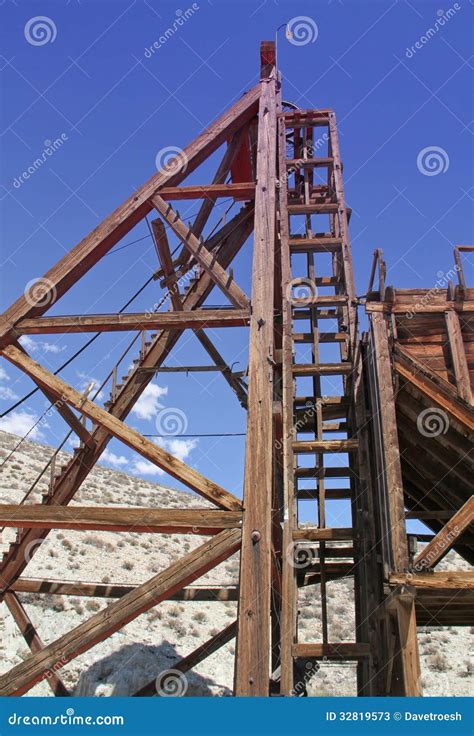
[0,43,472,697]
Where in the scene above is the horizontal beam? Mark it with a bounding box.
[292,439,359,453]
[389,572,474,590]
[158,183,255,200]
[1,345,242,512]
[15,309,251,335]
[0,505,242,535]
[11,578,239,601]
[0,528,241,696]
[293,527,353,541]
[293,643,370,660]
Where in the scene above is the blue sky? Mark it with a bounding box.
[0,0,472,526]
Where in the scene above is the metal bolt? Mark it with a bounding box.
[251,530,261,543]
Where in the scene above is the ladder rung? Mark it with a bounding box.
[296,487,351,500]
[293,439,359,454]
[293,643,370,660]
[291,295,348,308]
[288,203,339,215]
[294,396,349,407]
[290,237,342,253]
[286,157,334,168]
[295,467,353,479]
[293,309,340,320]
[293,332,347,344]
[293,527,353,541]
[292,363,353,377]
[283,112,331,128]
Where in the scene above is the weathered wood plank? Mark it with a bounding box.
[445,310,473,404]
[235,53,278,697]
[15,309,250,334]
[0,505,242,534]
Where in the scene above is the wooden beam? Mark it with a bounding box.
[4,592,70,697]
[0,86,261,346]
[389,571,474,590]
[12,578,239,601]
[1,345,241,512]
[386,588,421,696]
[0,528,241,696]
[133,621,237,696]
[158,183,255,200]
[15,309,251,334]
[0,505,242,534]
[235,53,278,697]
[293,527,353,542]
[151,218,183,311]
[152,195,250,309]
[445,310,473,404]
[293,642,370,660]
[371,313,408,571]
[394,348,474,431]
[413,496,474,570]
[194,328,248,409]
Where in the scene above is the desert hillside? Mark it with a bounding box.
[0,429,472,696]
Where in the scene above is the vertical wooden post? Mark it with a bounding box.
[235,42,277,696]
[445,310,473,405]
[387,587,422,696]
[371,313,408,571]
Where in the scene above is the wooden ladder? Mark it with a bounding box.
[278,109,370,694]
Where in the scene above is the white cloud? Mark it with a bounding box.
[0,366,10,381]
[131,459,164,477]
[0,386,18,401]
[158,437,197,462]
[19,335,66,355]
[131,383,168,421]
[0,410,45,440]
[101,448,128,468]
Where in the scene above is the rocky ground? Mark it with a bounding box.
[0,429,472,697]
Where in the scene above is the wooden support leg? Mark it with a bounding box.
[235,47,278,697]
[386,587,421,696]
